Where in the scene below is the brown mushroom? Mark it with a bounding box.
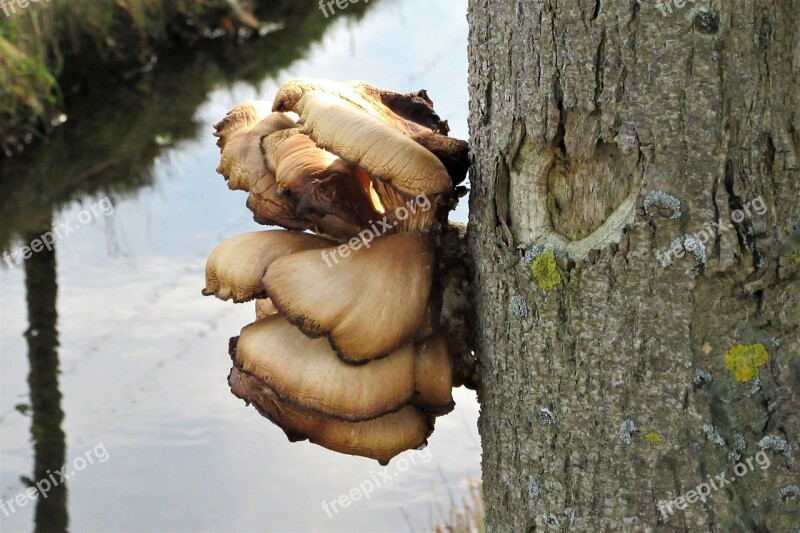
[207,79,468,464]
[217,112,297,192]
[210,107,315,233]
[412,335,454,416]
[294,91,452,199]
[213,100,273,150]
[410,131,471,187]
[350,82,450,135]
[260,129,380,230]
[229,367,433,465]
[273,78,443,136]
[263,231,435,363]
[245,187,314,234]
[255,299,278,320]
[273,79,468,184]
[203,230,334,303]
[231,316,416,421]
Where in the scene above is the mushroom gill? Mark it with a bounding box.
[261,128,380,230]
[231,316,416,421]
[229,367,433,465]
[263,231,435,363]
[203,230,334,303]
[205,78,471,463]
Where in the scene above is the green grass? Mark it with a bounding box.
[0,0,232,154]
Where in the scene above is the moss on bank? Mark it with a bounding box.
[0,0,256,155]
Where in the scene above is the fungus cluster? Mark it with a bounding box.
[203,78,470,464]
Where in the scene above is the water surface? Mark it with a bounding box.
[0,1,479,531]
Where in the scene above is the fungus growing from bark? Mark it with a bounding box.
[203,78,472,463]
[260,128,380,229]
[274,78,469,231]
[231,317,416,421]
[203,230,333,303]
[255,299,277,320]
[272,78,450,136]
[229,367,433,465]
[217,112,296,192]
[263,231,436,363]
[294,91,452,199]
[212,100,273,150]
[412,335,454,415]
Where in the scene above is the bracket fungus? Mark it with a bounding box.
[203,230,334,303]
[203,78,473,464]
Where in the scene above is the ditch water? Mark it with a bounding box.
[0,0,479,531]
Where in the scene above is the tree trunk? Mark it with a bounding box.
[467,1,799,530]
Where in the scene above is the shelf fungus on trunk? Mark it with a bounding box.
[263,231,436,363]
[260,128,380,232]
[203,78,474,464]
[229,367,434,466]
[217,112,296,192]
[203,230,334,303]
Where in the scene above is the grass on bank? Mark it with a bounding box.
[432,478,485,533]
[0,0,232,153]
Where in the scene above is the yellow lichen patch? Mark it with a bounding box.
[724,343,769,382]
[645,431,662,446]
[791,252,800,265]
[530,250,563,292]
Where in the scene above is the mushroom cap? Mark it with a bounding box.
[217,113,297,192]
[211,107,369,239]
[231,316,416,421]
[297,92,452,200]
[213,100,273,150]
[351,82,450,135]
[273,79,466,183]
[294,91,452,198]
[273,78,442,136]
[412,336,455,416]
[263,231,435,363]
[411,131,471,187]
[229,367,433,465]
[203,230,334,303]
[255,298,278,320]
[261,129,380,229]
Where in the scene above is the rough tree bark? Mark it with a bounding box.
[467,0,799,530]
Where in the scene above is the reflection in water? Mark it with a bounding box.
[22,220,68,532]
[0,0,378,254]
[2,3,378,530]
